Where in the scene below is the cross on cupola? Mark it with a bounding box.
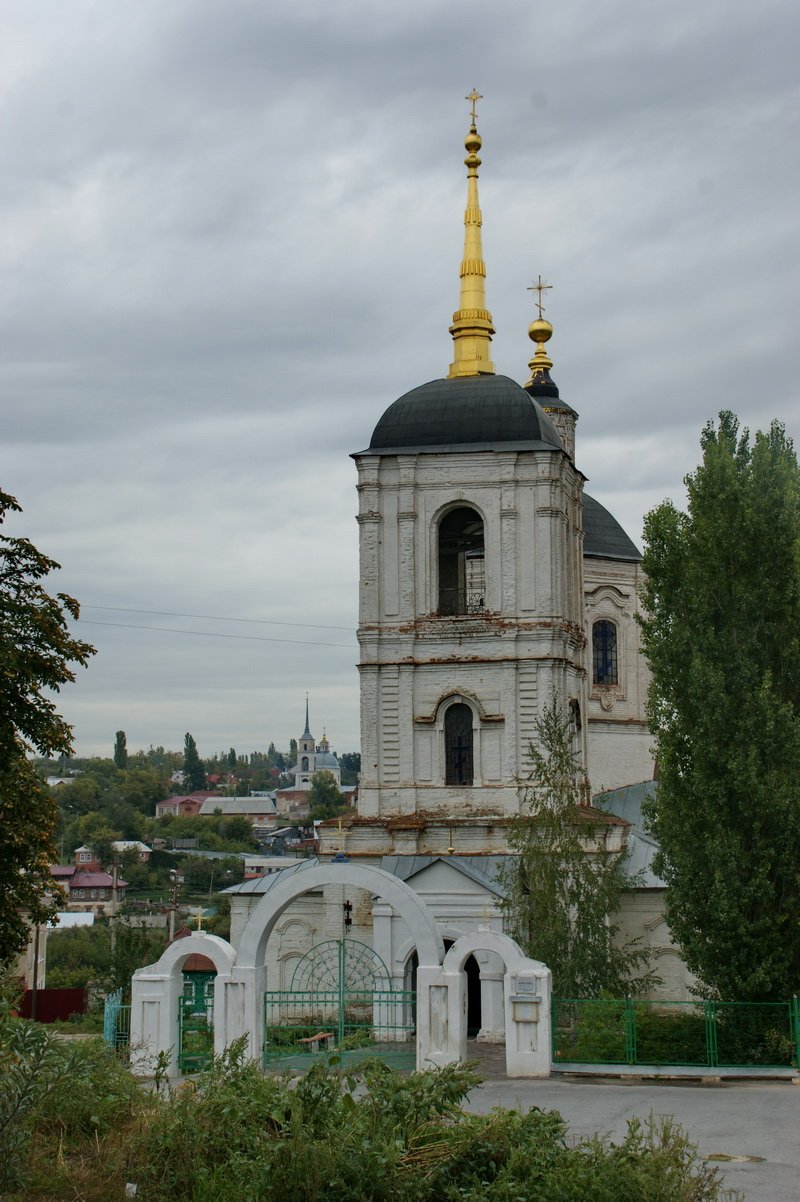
[466,87,483,125]
[527,274,552,319]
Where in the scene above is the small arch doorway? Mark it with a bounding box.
[444,940,481,1037]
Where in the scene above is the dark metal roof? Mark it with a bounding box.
[362,374,564,455]
[379,854,511,897]
[583,493,641,562]
[525,366,578,417]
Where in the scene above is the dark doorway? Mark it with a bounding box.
[443,941,482,1037]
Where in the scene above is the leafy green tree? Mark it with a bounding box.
[113,730,128,770]
[640,412,800,1001]
[46,919,163,994]
[0,489,94,965]
[220,815,258,848]
[182,732,206,791]
[338,751,361,785]
[308,770,347,819]
[502,699,655,997]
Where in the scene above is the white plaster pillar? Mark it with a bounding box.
[503,965,552,1078]
[216,974,247,1057]
[416,966,464,1070]
[372,900,394,967]
[230,963,267,1066]
[130,968,182,1078]
[477,970,505,1043]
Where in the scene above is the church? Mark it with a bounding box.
[226,98,690,1014]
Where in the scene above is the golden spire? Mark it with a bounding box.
[447,90,496,379]
[525,274,555,387]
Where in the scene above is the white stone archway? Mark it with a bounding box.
[129,865,550,1078]
[437,930,552,1077]
[232,861,445,1070]
[130,932,237,1077]
[130,863,449,1076]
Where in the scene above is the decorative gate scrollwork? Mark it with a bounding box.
[263,939,415,1068]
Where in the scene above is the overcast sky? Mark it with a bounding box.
[2,0,798,761]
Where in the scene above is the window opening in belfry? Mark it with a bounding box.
[592,620,618,685]
[438,506,485,615]
[445,703,474,785]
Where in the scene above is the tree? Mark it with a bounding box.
[113,730,128,770]
[182,732,206,791]
[640,412,800,1000]
[339,751,361,785]
[501,699,655,997]
[308,770,347,819]
[0,490,94,965]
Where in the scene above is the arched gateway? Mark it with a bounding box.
[130,861,550,1077]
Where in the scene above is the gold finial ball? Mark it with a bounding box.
[528,317,553,344]
[465,129,482,154]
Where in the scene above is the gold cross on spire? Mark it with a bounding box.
[528,274,552,319]
[466,88,483,125]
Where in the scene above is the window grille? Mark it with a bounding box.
[445,703,474,785]
[593,620,618,685]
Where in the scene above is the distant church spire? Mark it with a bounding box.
[302,693,312,740]
[447,89,496,379]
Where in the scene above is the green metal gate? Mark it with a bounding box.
[263,939,415,1069]
[103,987,131,1053]
[178,971,215,1073]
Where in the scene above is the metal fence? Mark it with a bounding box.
[178,989,215,1074]
[102,987,131,1053]
[263,987,416,1070]
[552,996,800,1069]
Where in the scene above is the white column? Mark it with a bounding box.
[503,966,552,1078]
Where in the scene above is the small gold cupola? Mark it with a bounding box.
[525,274,554,388]
[524,275,578,461]
[447,89,496,379]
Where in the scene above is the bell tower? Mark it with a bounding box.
[340,97,588,858]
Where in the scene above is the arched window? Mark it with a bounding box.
[301,756,309,771]
[438,506,485,615]
[445,703,474,785]
[592,620,618,685]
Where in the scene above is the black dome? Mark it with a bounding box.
[583,494,641,561]
[366,374,564,453]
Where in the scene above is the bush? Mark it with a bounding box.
[0,1024,738,1202]
[127,1049,734,1202]
[0,1013,144,1198]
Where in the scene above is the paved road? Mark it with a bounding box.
[464,1075,800,1201]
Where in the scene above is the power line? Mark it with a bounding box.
[78,619,356,650]
[82,604,354,633]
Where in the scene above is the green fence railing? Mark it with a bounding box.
[552,995,800,1070]
[102,988,131,1054]
[263,987,416,1070]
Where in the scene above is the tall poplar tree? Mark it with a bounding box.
[182,732,206,791]
[640,412,800,1000]
[113,730,128,770]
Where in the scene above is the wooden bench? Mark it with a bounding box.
[297,1032,334,1053]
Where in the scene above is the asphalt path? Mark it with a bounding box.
[464,1075,800,1201]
